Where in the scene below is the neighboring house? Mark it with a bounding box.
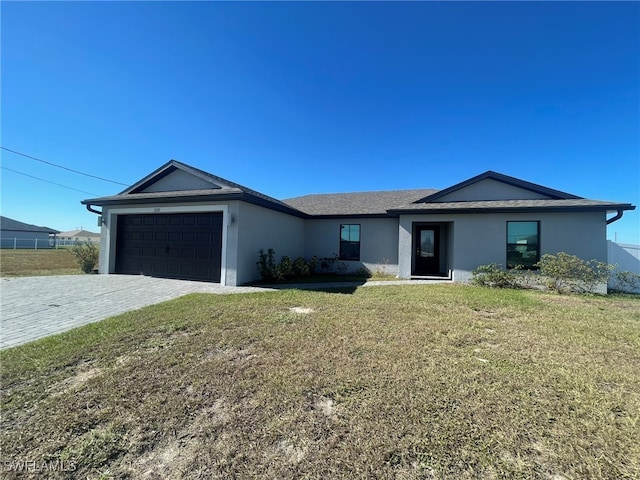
[0,216,59,249]
[55,229,101,245]
[81,160,636,286]
[607,241,640,293]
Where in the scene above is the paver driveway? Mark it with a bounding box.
[0,275,270,349]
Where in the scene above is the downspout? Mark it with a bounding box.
[85,204,102,216]
[606,209,624,225]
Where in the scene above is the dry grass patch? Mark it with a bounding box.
[0,249,81,276]
[1,285,639,479]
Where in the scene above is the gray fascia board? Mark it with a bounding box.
[81,192,245,206]
[300,213,391,220]
[389,204,635,215]
[81,192,308,218]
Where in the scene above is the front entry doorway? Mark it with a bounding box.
[413,225,441,276]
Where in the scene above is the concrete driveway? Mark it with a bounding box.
[0,275,270,349]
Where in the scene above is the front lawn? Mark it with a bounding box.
[1,285,638,479]
[0,249,81,276]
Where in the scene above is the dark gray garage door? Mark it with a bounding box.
[115,212,223,282]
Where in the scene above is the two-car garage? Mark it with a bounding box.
[114,212,223,282]
[82,160,310,286]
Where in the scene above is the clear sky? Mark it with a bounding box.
[2,1,639,243]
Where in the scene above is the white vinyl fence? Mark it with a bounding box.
[0,237,54,249]
[0,237,97,249]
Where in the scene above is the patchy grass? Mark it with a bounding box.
[1,285,639,479]
[252,273,369,285]
[0,249,81,276]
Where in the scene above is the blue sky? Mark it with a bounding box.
[2,1,638,242]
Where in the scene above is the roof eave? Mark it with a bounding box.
[389,204,636,215]
[300,213,391,219]
[81,192,244,206]
[81,191,308,218]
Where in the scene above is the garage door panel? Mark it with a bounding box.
[115,212,223,282]
[196,232,210,242]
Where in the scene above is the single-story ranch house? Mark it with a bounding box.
[82,160,635,286]
[55,229,101,245]
[0,216,59,249]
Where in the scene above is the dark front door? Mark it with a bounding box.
[115,212,223,282]
[414,226,440,276]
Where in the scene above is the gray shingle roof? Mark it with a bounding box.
[58,229,100,238]
[283,189,438,216]
[82,162,635,218]
[0,216,59,234]
[390,198,633,213]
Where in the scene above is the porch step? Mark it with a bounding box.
[410,275,453,281]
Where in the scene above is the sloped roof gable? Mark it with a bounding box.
[124,160,241,194]
[416,171,582,203]
[83,160,305,216]
[82,162,635,218]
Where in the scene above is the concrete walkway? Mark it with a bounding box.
[0,275,451,349]
[0,275,270,350]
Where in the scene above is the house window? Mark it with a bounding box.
[507,221,540,269]
[340,224,360,261]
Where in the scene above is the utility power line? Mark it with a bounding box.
[1,146,129,186]
[2,166,99,196]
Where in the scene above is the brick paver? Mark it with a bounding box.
[0,275,450,349]
[0,275,270,349]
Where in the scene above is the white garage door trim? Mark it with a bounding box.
[105,205,229,285]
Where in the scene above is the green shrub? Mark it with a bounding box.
[319,255,336,273]
[257,248,277,281]
[277,255,294,280]
[355,267,373,278]
[293,257,310,276]
[536,252,614,294]
[318,253,348,274]
[612,270,640,294]
[257,250,317,282]
[308,255,318,274]
[70,241,99,273]
[471,263,519,288]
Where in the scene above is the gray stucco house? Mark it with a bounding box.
[0,216,59,249]
[81,160,635,286]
